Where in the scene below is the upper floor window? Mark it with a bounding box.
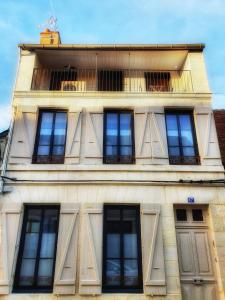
[145,72,171,92]
[103,110,135,164]
[49,68,77,90]
[13,205,60,293]
[98,70,123,91]
[33,110,67,164]
[165,110,199,165]
[102,205,143,293]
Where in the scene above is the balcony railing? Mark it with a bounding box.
[31,68,193,93]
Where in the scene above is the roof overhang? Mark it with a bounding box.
[19,43,205,52]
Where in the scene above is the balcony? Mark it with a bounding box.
[31,68,193,93]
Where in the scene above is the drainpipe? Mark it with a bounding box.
[0,106,16,194]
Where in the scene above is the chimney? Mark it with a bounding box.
[40,28,61,45]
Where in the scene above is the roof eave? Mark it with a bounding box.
[18,43,205,52]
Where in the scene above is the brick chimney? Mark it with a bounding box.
[40,28,61,45]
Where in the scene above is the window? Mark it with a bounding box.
[102,205,143,293]
[98,70,123,91]
[33,110,67,164]
[176,209,187,221]
[165,111,199,165]
[192,209,204,221]
[103,110,135,164]
[49,68,77,90]
[14,205,60,293]
[145,72,171,92]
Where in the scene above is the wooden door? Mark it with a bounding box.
[175,206,218,300]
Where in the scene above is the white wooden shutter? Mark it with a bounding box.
[53,203,79,295]
[141,204,166,296]
[65,111,82,164]
[195,107,221,166]
[84,110,103,162]
[0,203,22,294]
[135,108,152,164]
[150,108,168,163]
[134,107,168,164]
[79,204,103,295]
[10,108,37,163]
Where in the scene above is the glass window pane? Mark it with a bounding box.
[106,209,120,221]
[43,209,58,232]
[192,209,203,221]
[52,146,64,156]
[123,209,137,233]
[183,147,195,156]
[53,135,66,145]
[169,146,180,156]
[37,259,54,286]
[106,259,120,286]
[53,113,67,145]
[39,113,53,144]
[39,134,51,145]
[166,115,179,146]
[120,146,132,156]
[120,113,132,146]
[106,113,118,145]
[23,233,39,258]
[179,115,194,146]
[107,234,120,258]
[106,145,117,156]
[124,234,137,258]
[19,259,35,286]
[26,209,41,233]
[37,145,50,156]
[124,259,138,286]
[176,209,187,221]
[40,233,56,258]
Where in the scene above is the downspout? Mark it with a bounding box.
[0,106,16,194]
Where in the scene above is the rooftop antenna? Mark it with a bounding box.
[38,0,58,31]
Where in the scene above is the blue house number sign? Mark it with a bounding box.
[188,197,195,203]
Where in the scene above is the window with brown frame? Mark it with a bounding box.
[13,205,60,293]
[103,110,135,164]
[49,68,77,90]
[98,70,123,91]
[165,110,199,165]
[145,72,171,92]
[33,110,67,164]
[102,205,143,293]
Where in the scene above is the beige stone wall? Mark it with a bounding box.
[0,184,225,299]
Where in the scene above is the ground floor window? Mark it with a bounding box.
[13,205,60,293]
[102,205,143,293]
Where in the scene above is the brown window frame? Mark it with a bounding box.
[32,109,68,164]
[98,70,123,91]
[103,109,135,164]
[102,204,143,293]
[13,205,60,293]
[165,109,200,165]
[145,72,171,92]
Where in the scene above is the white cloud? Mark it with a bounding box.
[0,104,11,132]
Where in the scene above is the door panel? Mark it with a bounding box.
[193,230,213,276]
[176,230,195,277]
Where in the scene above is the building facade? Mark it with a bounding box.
[0,31,225,300]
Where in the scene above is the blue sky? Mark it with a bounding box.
[0,0,225,131]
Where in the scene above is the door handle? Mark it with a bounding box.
[193,278,203,285]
